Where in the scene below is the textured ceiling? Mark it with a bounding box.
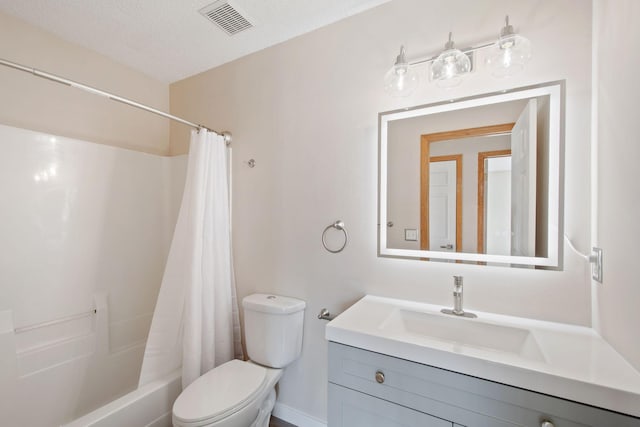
[0,0,390,83]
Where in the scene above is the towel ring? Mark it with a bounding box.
[322,220,348,253]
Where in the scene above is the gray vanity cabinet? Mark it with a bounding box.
[329,383,453,426]
[327,342,640,427]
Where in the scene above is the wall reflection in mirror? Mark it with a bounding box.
[379,82,563,268]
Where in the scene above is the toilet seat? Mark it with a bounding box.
[173,360,268,426]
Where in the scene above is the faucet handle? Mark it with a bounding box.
[453,275,463,287]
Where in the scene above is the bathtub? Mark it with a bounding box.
[62,370,181,427]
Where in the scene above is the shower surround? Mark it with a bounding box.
[0,123,185,426]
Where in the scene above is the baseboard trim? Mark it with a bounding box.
[273,402,326,427]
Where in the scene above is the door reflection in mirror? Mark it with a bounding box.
[479,151,512,255]
[419,124,514,255]
[427,156,461,252]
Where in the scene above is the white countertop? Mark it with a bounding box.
[325,295,640,418]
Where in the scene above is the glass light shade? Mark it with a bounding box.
[384,47,419,96]
[485,31,532,77]
[384,64,419,96]
[430,48,471,88]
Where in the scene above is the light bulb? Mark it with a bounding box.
[485,16,532,78]
[384,46,419,97]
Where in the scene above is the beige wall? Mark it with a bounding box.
[0,12,170,154]
[594,0,640,371]
[170,0,593,420]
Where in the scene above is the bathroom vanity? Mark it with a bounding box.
[325,296,640,426]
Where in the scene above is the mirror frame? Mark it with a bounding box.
[378,81,564,268]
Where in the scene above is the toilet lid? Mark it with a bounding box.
[173,359,267,424]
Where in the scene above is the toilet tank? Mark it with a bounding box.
[242,294,306,369]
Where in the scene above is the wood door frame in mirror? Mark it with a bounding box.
[477,149,512,255]
[420,123,515,252]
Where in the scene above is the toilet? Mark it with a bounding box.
[172,294,306,427]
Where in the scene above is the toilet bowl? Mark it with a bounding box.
[172,360,282,427]
[172,294,305,427]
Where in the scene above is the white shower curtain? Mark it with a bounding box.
[138,129,243,389]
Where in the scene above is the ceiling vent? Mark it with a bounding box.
[199,1,253,36]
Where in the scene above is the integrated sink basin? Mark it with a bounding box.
[379,308,546,362]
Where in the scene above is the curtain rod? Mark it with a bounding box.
[0,57,232,145]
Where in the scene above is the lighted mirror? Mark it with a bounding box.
[378,82,564,268]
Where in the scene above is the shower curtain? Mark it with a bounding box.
[138,129,243,389]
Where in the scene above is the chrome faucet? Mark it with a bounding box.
[441,276,477,318]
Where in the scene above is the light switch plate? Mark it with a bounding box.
[592,247,603,283]
[405,229,418,241]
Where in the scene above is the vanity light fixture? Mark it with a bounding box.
[384,15,532,96]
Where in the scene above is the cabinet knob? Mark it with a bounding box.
[375,371,385,384]
[541,420,555,427]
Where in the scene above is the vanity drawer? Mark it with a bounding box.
[328,342,640,427]
[328,382,453,427]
